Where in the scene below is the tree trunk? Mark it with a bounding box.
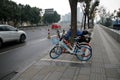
[83,13,86,30]
[69,0,77,45]
[81,15,84,30]
[92,18,94,26]
[87,16,90,28]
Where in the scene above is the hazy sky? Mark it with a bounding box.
[12,0,120,15]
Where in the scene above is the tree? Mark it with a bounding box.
[42,11,60,24]
[98,6,107,24]
[98,7,113,27]
[0,0,11,23]
[29,7,41,24]
[8,1,20,26]
[104,17,112,27]
[69,0,77,44]
[0,0,42,26]
[90,0,99,26]
[84,0,92,29]
[117,8,120,18]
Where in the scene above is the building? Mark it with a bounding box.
[61,7,83,23]
[45,8,54,14]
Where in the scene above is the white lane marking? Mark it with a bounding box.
[40,54,92,64]
[41,58,91,64]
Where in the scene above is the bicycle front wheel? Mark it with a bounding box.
[49,45,62,59]
[76,45,92,61]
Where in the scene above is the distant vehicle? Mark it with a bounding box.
[0,25,27,47]
[51,24,61,29]
[113,19,120,30]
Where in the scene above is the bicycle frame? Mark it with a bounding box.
[58,39,77,54]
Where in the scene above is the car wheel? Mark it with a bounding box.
[20,34,26,43]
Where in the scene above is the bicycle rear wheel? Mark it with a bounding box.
[49,45,62,59]
[76,45,92,61]
[77,42,92,49]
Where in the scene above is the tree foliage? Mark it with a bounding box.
[98,6,113,27]
[42,11,60,24]
[116,8,120,18]
[98,6,107,24]
[90,0,99,26]
[83,0,92,29]
[0,0,42,26]
[79,0,99,29]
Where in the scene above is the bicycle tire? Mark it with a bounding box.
[75,45,92,61]
[49,45,62,59]
[77,42,92,49]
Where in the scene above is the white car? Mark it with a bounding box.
[0,25,27,47]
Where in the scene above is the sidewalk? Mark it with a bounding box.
[11,26,120,80]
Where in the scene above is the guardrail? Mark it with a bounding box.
[101,25,120,43]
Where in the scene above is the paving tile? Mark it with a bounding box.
[31,65,59,80]
[69,63,91,68]
[77,74,89,80]
[79,67,91,75]
[60,67,76,80]
[92,62,105,68]
[105,64,120,68]
[107,78,120,80]
[90,73,106,80]
[105,68,120,79]
[41,72,52,80]
[103,55,111,64]
[92,58,104,63]
[91,67,105,74]
[31,74,45,80]
[117,69,120,73]
[60,78,72,80]
[16,65,41,80]
[46,71,63,80]
[35,61,51,66]
[62,54,74,60]
[73,68,80,80]
[55,66,67,72]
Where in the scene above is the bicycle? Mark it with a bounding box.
[49,36,92,61]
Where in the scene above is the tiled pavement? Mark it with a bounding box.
[11,26,120,80]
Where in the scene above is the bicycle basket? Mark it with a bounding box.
[50,38,60,45]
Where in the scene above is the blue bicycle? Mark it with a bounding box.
[49,37,92,61]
